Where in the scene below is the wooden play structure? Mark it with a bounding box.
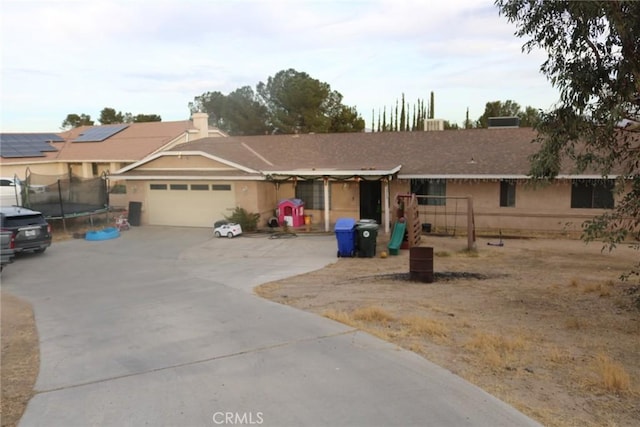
[391,193,421,250]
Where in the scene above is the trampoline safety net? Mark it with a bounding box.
[24,171,108,219]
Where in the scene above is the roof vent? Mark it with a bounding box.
[488,117,520,128]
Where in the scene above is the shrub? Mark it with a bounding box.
[225,207,260,232]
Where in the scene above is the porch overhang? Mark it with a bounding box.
[264,165,402,181]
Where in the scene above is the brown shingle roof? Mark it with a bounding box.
[168,128,548,177]
[120,127,628,179]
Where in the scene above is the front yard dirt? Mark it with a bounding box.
[256,235,640,427]
[1,292,39,427]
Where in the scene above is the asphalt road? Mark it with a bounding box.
[3,227,541,427]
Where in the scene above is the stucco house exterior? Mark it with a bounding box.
[112,127,629,236]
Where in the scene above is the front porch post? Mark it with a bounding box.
[324,178,330,232]
[384,178,390,234]
[82,162,92,178]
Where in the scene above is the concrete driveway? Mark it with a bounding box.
[3,227,540,426]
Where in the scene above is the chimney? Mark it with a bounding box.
[191,112,209,139]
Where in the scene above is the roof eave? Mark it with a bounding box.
[265,165,402,177]
[399,174,622,180]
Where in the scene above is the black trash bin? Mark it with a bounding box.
[356,220,379,257]
[128,201,142,226]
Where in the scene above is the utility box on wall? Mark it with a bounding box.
[278,198,305,227]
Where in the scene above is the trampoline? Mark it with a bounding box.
[22,170,109,223]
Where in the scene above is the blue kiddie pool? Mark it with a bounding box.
[85,227,120,241]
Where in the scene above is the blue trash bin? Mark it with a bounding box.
[334,218,357,257]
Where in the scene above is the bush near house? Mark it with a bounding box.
[225,207,260,232]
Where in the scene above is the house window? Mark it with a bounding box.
[212,184,231,191]
[150,184,167,190]
[170,184,188,190]
[571,180,614,209]
[500,180,516,207]
[191,184,209,191]
[91,163,99,176]
[296,181,329,209]
[411,179,446,205]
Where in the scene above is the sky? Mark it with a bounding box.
[0,0,561,132]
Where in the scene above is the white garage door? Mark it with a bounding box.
[147,182,236,227]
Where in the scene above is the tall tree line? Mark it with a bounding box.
[373,91,471,131]
[189,68,365,136]
[61,107,161,129]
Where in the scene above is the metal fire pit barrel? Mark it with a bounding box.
[409,246,434,283]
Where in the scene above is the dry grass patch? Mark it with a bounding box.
[594,354,632,394]
[435,251,451,257]
[322,308,396,341]
[465,332,528,369]
[407,342,425,354]
[253,283,281,298]
[322,309,356,327]
[400,316,448,339]
[546,345,571,364]
[352,306,395,323]
[458,248,479,257]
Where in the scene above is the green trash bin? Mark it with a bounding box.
[356,220,379,257]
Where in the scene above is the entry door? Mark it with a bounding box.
[359,180,381,223]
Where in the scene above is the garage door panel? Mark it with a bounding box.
[147,183,235,227]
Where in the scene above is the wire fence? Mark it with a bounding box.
[24,170,108,219]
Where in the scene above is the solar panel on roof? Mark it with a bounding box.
[0,133,60,158]
[73,124,129,142]
[0,133,63,143]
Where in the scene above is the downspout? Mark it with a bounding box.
[384,177,390,234]
[323,178,330,232]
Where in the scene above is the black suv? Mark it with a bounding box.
[0,207,52,253]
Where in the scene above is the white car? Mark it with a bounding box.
[0,177,23,207]
[214,223,242,238]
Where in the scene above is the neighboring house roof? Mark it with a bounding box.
[0,118,225,165]
[56,121,195,162]
[114,127,629,180]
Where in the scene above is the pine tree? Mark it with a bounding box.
[394,100,398,132]
[371,109,375,132]
[412,104,417,131]
[382,106,387,132]
[399,94,406,132]
[464,107,472,129]
[429,91,435,119]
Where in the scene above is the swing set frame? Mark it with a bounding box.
[415,195,476,250]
